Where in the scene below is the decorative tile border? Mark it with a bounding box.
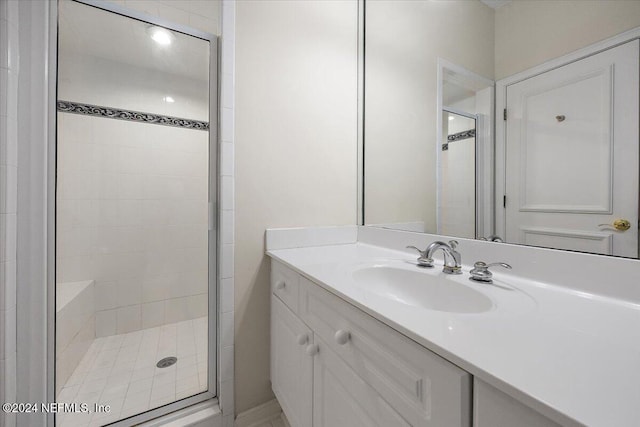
[57,100,210,131]
[448,128,475,142]
[443,128,475,150]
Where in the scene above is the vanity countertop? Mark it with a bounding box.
[267,242,640,427]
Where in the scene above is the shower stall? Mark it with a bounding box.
[54,1,218,425]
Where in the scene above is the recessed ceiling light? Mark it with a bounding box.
[448,116,455,121]
[148,26,173,46]
[163,96,175,103]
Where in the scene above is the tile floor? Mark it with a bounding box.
[57,317,208,427]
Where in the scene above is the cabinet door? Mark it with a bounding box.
[300,277,471,426]
[473,379,567,427]
[313,337,411,427]
[271,296,313,427]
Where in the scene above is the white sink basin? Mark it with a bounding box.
[352,265,494,313]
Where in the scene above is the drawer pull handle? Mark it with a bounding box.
[297,334,308,345]
[275,281,286,291]
[305,344,319,356]
[334,330,351,345]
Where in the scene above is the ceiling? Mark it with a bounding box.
[58,0,210,82]
[480,0,512,9]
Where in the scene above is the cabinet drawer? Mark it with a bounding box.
[300,278,471,427]
[271,261,300,313]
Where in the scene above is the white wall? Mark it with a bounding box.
[0,2,19,426]
[234,0,358,414]
[364,0,494,231]
[495,0,640,79]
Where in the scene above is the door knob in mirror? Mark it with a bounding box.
[598,219,631,231]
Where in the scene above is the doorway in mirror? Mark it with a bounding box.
[440,111,477,239]
[437,61,494,240]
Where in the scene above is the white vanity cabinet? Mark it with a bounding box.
[271,296,313,427]
[270,260,471,427]
[271,261,312,427]
[312,335,411,426]
[272,291,411,427]
[473,380,564,427]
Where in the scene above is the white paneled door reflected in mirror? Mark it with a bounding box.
[55,1,216,426]
[362,0,640,258]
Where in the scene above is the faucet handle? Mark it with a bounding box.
[448,240,459,250]
[485,262,511,269]
[406,246,434,268]
[470,261,512,283]
[406,245,426,256]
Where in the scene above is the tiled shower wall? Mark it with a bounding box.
[56,112,210,336]
[56,0,220,338]
[219,1,236,424]
[0,1,19,426]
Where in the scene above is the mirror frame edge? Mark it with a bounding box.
[357,0,365,226]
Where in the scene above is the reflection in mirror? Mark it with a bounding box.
[440,111,476,239]
[438,62,494,239]
[56,1,212,425]
[363,0,640,258]
[500,41,638,257]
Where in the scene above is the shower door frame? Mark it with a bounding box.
[48,1,220,425]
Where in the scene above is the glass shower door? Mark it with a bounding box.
[55,1,216,425]
[439,110,477,239]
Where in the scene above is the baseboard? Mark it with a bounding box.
[234,399,283,427]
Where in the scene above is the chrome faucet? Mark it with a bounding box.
[407,240,462,274]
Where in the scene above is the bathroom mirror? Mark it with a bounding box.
[56,1,216,425]
[363,0,640,258]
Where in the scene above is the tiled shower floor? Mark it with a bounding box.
[57,317,208,427]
